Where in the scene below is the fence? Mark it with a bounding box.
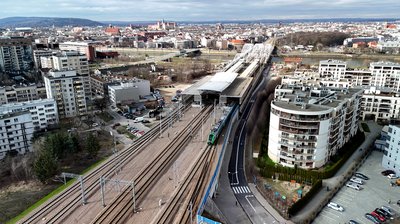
[196,107,239,223]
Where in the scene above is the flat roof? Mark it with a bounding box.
[221,77,253,98]
[181,76,213,95]
[197,72,238,93]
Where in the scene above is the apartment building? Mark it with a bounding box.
[40,51,89,76]
[318,59,347,80]
[0,84,47,105]
[59,41,96,61]
[0,37,33,73]
[32,49,58,69]
[0,111,34,159]
[108,79,150,106]
[268,78,362,169]
[382,125,400,175]
[0,98,58,131]
[361,87,400,122]
[44,70,89,118]
[370,62,400,92]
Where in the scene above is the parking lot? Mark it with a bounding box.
[313,150,400,224]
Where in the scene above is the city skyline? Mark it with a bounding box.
[1,0,400,21]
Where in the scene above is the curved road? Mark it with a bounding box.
[228,65,279,224]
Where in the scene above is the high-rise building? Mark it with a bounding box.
[0,111,34,159]
[32,49,58,69]
[59,41,96,61]
[40,51,89,76]
[0,84,47,105]
[43,70,89,118]
[318,59,347,80]
[268,78,362,169]
[0,37,33,73]
[370,62,400,92]
[0,98,58,131]
[382,125,400,175]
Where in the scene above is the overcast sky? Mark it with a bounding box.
[1,0,399,21]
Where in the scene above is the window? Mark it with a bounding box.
[14,118,18,122]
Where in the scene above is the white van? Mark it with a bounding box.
[350,177,364,185]
[134,117,144,123]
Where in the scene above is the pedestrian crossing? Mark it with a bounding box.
[232,186,251,194]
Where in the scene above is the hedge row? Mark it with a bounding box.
[258,130,365,182]
[288,179,323,216]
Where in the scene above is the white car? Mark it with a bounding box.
[350,177,364,185]
[346,182,363,191]
[388,174,398,179]
[327,202,344,211]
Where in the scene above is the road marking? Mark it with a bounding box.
[233,124,246,185]
[245,195,256,212]
[232,186,251,194]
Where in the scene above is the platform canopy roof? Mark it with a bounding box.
[197,72,239,93]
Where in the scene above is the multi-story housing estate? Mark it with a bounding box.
[0,111,34,159]
[268,77,362,169]
[382,125,400,175]
[0,37,33,73]
[370,62,400,92]
[44,70,90,118]
[0,98,58,131]
[108,79,150,106]
[0,84,47,105]
[40,51,89,76]
[315,60,400,123]
[41,51,91,101]
[59,41,96,61]
[32,49,58,69]
[318,59,347,80]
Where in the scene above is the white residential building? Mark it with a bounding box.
[0,111,34,159]
[32,49,58,69]
[40,51,89,76]
[382,125,400,175]
[44,70,90,118]
[361,87,400,122]
[319,59,347,80]
[0,98,58,131]
[108,79,150,106]
[59,41,96,61]
[370,61,400,92]
[0,84,47,105]
[268,79,362,169]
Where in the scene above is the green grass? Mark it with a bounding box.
[7,156,108,224]
[6,180,75,224]
[361,123,370,132]
[97,111,114,123]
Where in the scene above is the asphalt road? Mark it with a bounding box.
[227,66,279,224]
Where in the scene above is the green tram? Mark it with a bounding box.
[207,105,237,145]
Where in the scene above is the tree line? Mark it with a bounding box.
[34,132,101,183]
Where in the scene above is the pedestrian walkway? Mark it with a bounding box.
[232,186,251,194]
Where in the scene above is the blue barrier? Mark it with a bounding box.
[196,107,238,222]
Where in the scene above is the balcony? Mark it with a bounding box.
[279,135,317,142]
[280,126,319,135]
[279,154,296,162]
[280,121,319,129]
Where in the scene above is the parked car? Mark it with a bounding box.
[371,211,385,222]
[388,174,398,179]
[142,119,150,123]
[375,208,392,219]
[134,117,144,123]
[365,213,380,224]
[381,206,394,216]
[350,177,364,185]
[92,123,99,127]
[112,123,121,128]
[327,202,344,211]
[346,182,363,191]
[354,172,369,180]
[349,220,359,224]
[382,170,395,176]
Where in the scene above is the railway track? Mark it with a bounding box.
[153,144,216,224]
[20,103,191,224]
[90,105,213,224]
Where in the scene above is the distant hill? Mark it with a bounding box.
[0,17,104,28]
